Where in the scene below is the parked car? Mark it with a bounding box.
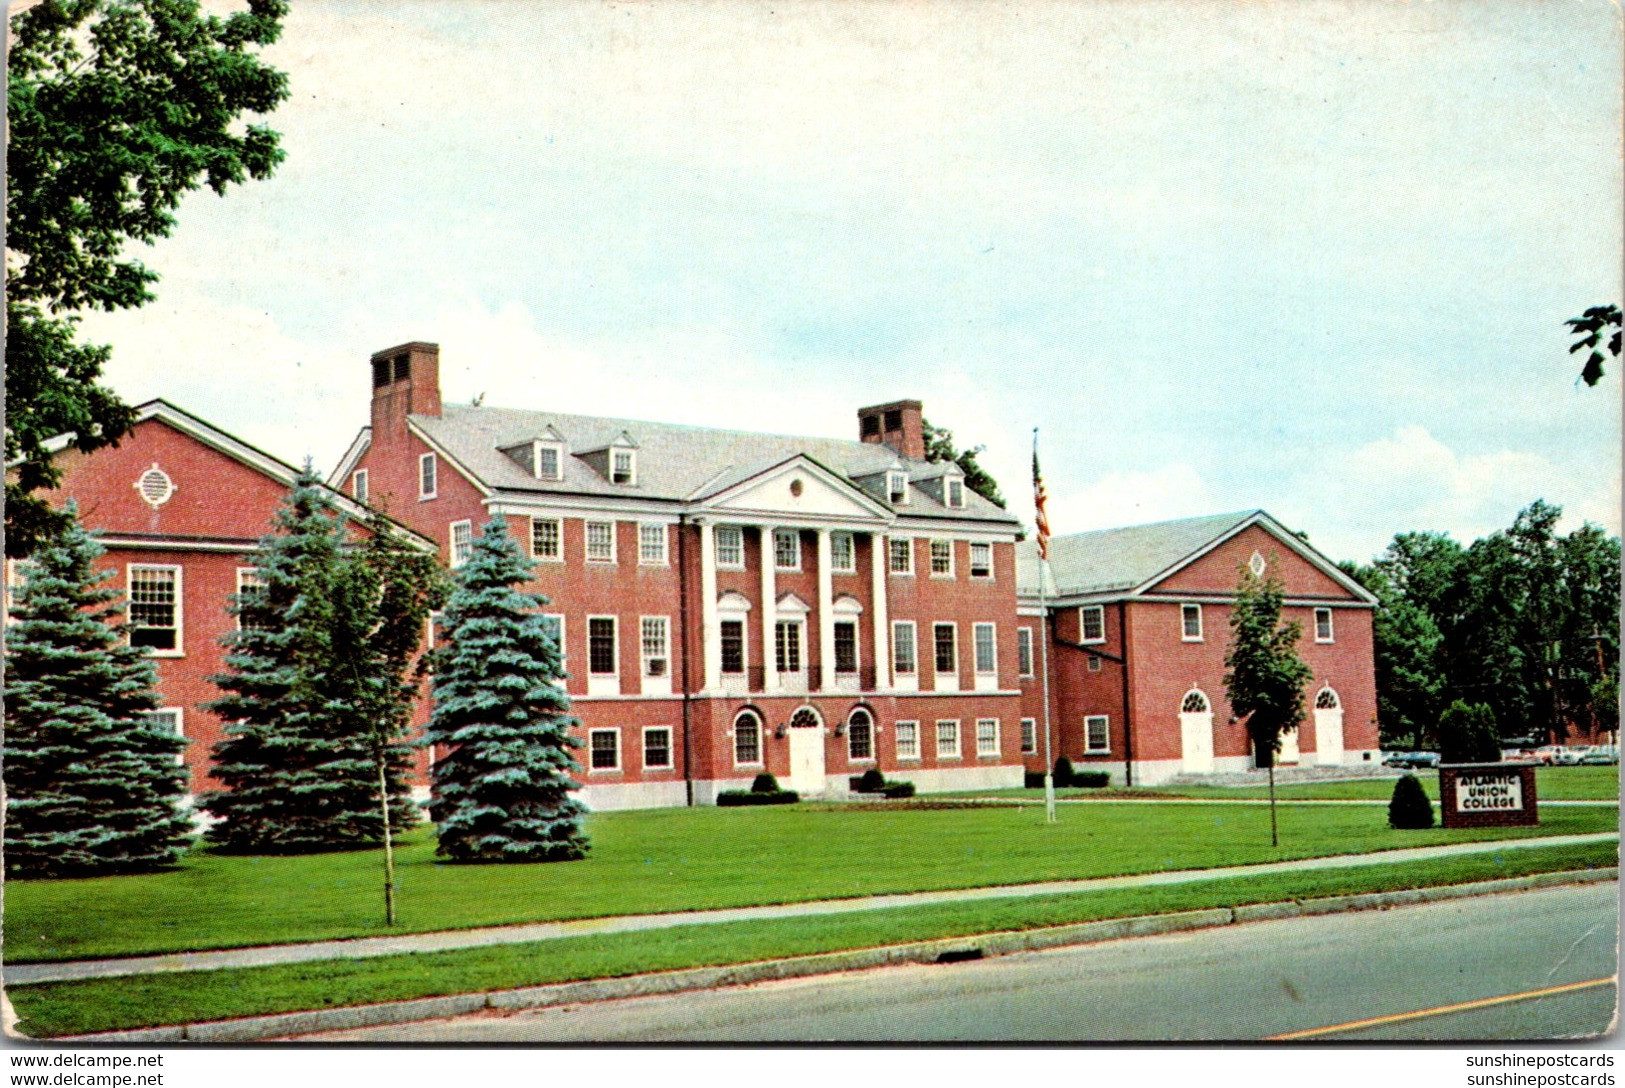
[1553,746,1587,766]
[1531,745,1566,765]
[1384,751,1440,769]
[1501,748,1539,764]
[1579,745,1619,765]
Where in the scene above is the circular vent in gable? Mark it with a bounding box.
[135,464,175,508]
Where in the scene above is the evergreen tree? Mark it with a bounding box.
[426,518,588,863]
[201,469,410,852]
[1437,700,1500,765]
[1388,774,1435,830]
[3,506,190,877]
[1224,561,1313,847]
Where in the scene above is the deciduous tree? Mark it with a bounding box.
[921,419,1006,508]
[6,0,289,556]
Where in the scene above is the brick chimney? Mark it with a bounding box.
[857,399,924,460]
[369,341,442,439]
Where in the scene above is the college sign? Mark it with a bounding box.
[1438,763,1538,828]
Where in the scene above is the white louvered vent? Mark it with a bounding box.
[136,465,175,508]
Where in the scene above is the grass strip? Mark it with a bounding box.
[10,839,1615,1039]
[8,803,1615,964]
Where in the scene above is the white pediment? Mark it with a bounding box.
[776,592,812,614]
[704,457,891,523]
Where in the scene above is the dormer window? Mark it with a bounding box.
[945,477,965,508]
[534,441,563,480]
[611,448,636,485]
[887,470,908,505]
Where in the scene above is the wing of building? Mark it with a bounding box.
[7,399,435,796]
[331,342,1028,808]
[1014,510,1380,786]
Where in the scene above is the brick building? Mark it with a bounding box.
[1014,511,1381,786]
[6,400,435,795]
[331,342,1029,808]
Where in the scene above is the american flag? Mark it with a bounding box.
[1032,432,1050,561]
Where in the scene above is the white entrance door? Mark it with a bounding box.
[1279,726,1300,765]
[1314,688,1344,766]
[787,711,826,794]
[1179,690,1214,774]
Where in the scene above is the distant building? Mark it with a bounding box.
[7,399,434,795]
[1015,511,1380,785]
[332,342,1029,808]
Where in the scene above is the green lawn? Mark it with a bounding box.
[9,839,1615,1039]
[954,765,1621,803]
[5,801,1616,964]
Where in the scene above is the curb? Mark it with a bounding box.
[51,866,1618,1043]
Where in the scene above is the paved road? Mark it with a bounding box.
[307,882,1619,1042]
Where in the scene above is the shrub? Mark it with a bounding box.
[1438,700,1500,765]
[1053,756,1075,786]
[717,788,800,807]
[854,768,887,793]
[880,781,916,799]
[750,773,780,794]
[1073,771,1111,788]
[1388,774,1435,829]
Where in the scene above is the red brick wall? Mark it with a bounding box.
[1154,524,1352,599]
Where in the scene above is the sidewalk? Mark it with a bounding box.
[7,831,1614,987]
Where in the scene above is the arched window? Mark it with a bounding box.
[848,709,874,761]
[733,710,763,767]
[1181,689,1210,714]
[1315,687,1341,710]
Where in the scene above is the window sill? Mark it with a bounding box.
[937,755,962,762]
[587,768,622,776]
[1181,637,1204,643]
[142,649,186,659]
[532,556,565,564]
[585,560,619,566]
[1085,750,1112,757]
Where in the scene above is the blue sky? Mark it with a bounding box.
[78,0,1622,563]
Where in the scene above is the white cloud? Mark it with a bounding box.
[1294,425,1621,562]
[1046,464,1221,538]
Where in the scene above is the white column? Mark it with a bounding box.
[700,521,720,691]
[760,525,778,692]
[871,531,890,688]
[816,528,834,691]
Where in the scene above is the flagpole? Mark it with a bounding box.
[1034,429,1057,825]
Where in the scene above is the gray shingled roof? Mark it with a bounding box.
[413,405,1019,524]
[1016,510,1260,596]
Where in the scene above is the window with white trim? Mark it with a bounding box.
[936,719,961,759]
[643,727,673,770]
[933,623,957,676]
[589,728,620,771]
[640,616,670,677]
[1088,655,1103,673]
[892,621,917,675]
[833,620,858,674]
[1080,605,1105,644]
[929,540,953,577]
[142,708,183,737]
[129,566,181,653]
[639,523,668,566]
[235,568,267,631]
[588,616,617,676]
[450,520,473,568]
[715,526,745,569]
[1181,603,1203,641]
[976,718,1000,757]
[830,532,855,573]
[946,478,965,508]
[973,622,997,675]
[1020,717,1038,754]
[1314,607,1335,643]
[418,453,437,499]
[847,709,874,761]
[534,442,563,480]
[720,619,746,674]
[969,542,992,578]
[531,517,562,561]
[611,448,636,485]
[775,619,804,673]
[351,469,369,503]
[586,521,616,564]
[888,538,912,575]
[1085,715,1110,753]
[773,529,801,571]
[734,711,763,766]
[887,470,908,505]
[1017,627,1034,677]
[895,720,920,759]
